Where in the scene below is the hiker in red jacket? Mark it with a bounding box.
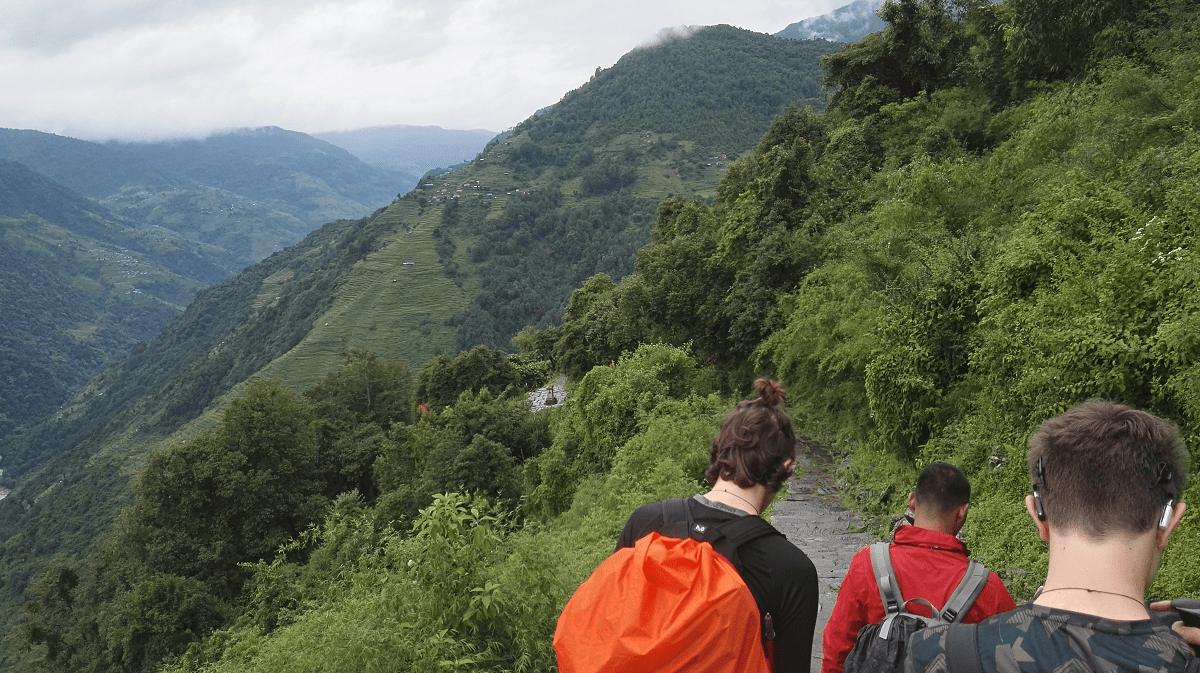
[821,463,1016,673]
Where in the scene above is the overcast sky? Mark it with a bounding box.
[0,0,846,142]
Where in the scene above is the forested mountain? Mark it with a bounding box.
[776,0,886,43]
[0,161,232,435]
[313,125,497,175]
[108,127,410,236]
[11,1,1200,671]
[0,128,408,269]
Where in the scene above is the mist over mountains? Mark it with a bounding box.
[313,125,498,177]
[776,0,887,42]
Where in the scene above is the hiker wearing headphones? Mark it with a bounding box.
[822,463,1016,673]
[554,378,819,673]
[906,401,1198,672]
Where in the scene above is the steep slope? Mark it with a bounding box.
[431,25,843,349]
[0,161,231,434]
[0,127,416,470]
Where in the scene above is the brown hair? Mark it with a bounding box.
[705,378,797,492]
[1028,401,1191,538]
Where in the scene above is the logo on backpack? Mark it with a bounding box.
[842,542,989,673]
[554,498,779,673]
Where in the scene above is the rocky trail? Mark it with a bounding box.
[771,444,877,672]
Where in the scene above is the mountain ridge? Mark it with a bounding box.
[776,0,887,43]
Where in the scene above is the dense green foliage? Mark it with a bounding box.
[535,0,1200,599]
[8,347,552,673]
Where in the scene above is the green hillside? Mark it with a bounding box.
[0,127,412,273]
[425,25,843,350]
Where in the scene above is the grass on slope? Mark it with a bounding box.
[257,201,478,391]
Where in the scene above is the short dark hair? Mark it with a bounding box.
[915,463,971,513]
[1028,401,1191,538]
[706,379,796,493]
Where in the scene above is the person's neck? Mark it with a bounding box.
[911,514,960,536]
[705,479,770,516]
[1034,527,1156,620]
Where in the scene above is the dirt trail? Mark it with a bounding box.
[771,445,876,672]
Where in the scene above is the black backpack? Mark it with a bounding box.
[842,542,990,673]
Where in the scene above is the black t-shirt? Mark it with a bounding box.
[617,495,820,673]
[905,602,1200,673]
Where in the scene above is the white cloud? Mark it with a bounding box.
[0,0,848,141]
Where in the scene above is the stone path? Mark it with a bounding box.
[529,375,567,412]
[771,444,876,672]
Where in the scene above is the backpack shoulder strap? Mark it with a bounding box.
[869,542,904,615]
[658,497,694,540]
[940,561,990,623]
[716,510,782,550]
[945,623,982,673]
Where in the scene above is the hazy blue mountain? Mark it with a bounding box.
[110,126,409,226]
[776,0,886,43]
[313,125,497,179]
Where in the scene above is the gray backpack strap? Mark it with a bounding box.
[869,542,903,613]
[940,560,989,623]
[868,542,905,638]
[945,623,982,673]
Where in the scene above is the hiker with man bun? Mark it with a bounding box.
[906,401,1198,672]
[822,462,1016,673]
[554,378,819,673]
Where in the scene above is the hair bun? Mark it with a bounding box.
[753,378,786,409]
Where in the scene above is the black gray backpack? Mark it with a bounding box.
[842,542,990,673]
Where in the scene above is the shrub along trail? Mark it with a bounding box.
[771,444,874,672]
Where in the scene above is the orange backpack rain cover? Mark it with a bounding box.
[553,531,771,673]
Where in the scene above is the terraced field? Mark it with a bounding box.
[255,202,479,391]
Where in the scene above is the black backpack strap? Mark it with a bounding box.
[711,508,783,563]
[658,498,693,540]
[940,561,990,623]
[945,623,982,673]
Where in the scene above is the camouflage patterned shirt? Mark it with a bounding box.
[905,602,1200,673]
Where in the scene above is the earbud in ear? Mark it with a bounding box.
[1033,485,1046,521]
[1159,499,1174,531]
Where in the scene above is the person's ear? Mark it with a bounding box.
[907,492,918,513]
[1026,494,1050,542]
[957,503,970,530]
[1157,501,1188,550]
